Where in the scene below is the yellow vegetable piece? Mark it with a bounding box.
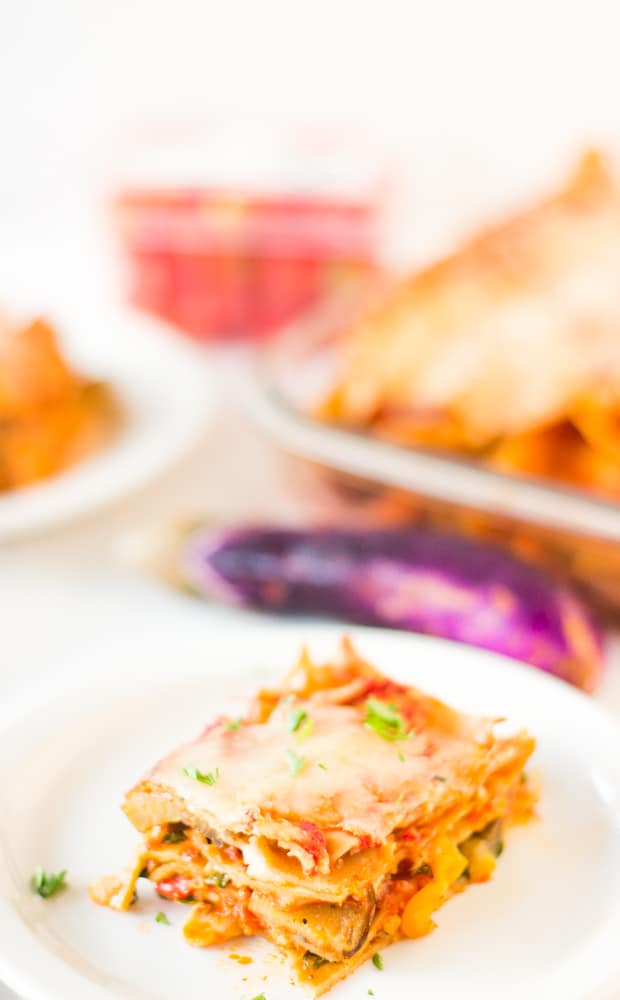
[434,838,469,885]
[401,881,443,938]
[460,838,497,883]
[401,839,468,939]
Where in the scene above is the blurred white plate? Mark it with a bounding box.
[0,307,211,539]
[0,623,619,1000]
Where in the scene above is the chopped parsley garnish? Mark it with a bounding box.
[226,717,242,731]
[181,764,220,785]
[395,792,404,805]
[162,827,186,844]
[317,762,328,771]
[155,911,170,925]
[369,991,376,997]
[205,872,231,888]
[31,867,68,899]
[288,707,308,733]
[364,698,409,742]
[397,749,405,762]
[297,717,315,741]
[251,994,267,1000]
[372,952,384,970]
[284,749,306,777]
[433,775,447,782]
[413,862,433,877]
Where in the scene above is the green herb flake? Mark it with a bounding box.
[397,749,405,762]
[413,862,433,877]
[226,717,242,731]
[205,872,231,888]
[155,911,170,925]
[368,991,376,997]
[31,867,68,899]
[162,828,186,844]
[251,994,267,1000]
[317,762,328,771]
[433,775,447,782]
[296,717,315,741]
[288,707,308,733]
[364,698,409,743]
[395,792,404,805]
[181,764,220,785]
[284,749,306,777]
[372,952,384,971]
[303,951,328,969]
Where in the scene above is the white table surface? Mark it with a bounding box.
[1,408,619,1000]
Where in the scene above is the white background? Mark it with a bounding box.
[3,0,620,257]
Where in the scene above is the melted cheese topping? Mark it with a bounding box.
[136,699,498,847]
[125,700,529,871]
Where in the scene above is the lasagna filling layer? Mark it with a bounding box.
[92,775,532,993]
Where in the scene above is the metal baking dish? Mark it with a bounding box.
[247,294,620,614]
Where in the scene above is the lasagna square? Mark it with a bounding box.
[91,639,535,995]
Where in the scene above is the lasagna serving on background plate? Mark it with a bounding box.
[0,313,118,491]
[91,639,536,996]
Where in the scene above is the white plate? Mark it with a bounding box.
[0,623,619,1000]
[0,306,211,539]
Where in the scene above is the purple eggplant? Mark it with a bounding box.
[179,525,604,691]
